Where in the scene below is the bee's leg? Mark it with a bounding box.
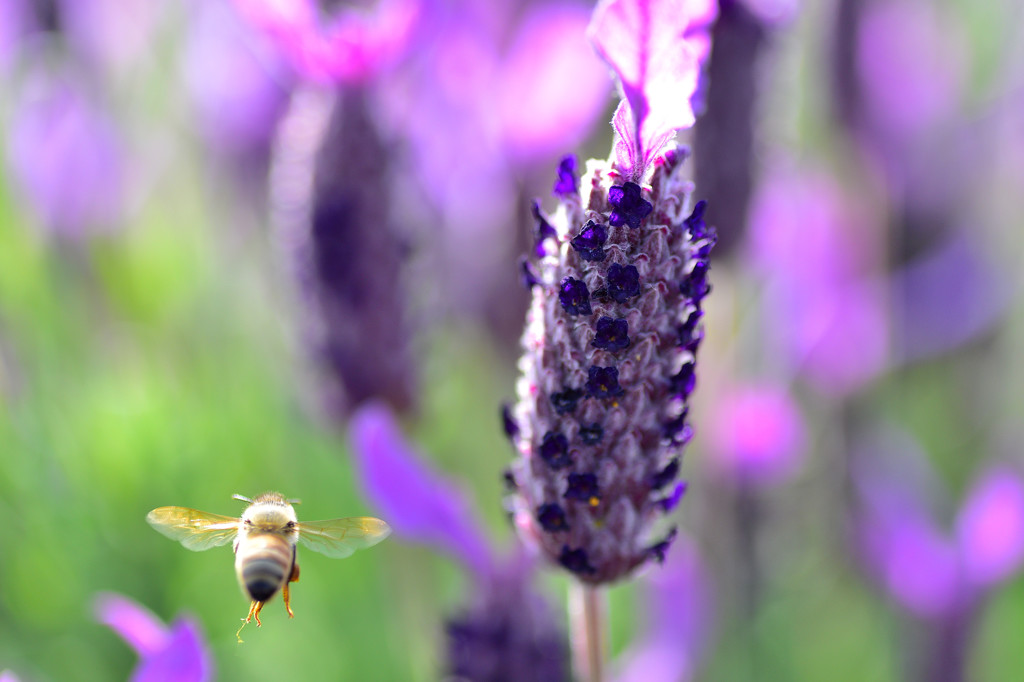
[283,562,300,619]
[246,600,265,627]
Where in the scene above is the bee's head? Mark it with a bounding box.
[240,493,298,531]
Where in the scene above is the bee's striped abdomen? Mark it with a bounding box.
[235,533,294,602]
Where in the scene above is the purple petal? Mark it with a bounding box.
[588,0,716,179]
[349,402,494,577]
[95,593,169,658]
[615,534,713,682]
[131,619,212,682]
[496,3,610,164]
[851,438,961,617]
[1,671,23,682]
[231,0,421,84]
[956,467,1024,588]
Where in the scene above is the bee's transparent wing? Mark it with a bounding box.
[146,507,240,551]
[297,517,392,559]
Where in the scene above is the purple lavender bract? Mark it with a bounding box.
[508,146,715,584]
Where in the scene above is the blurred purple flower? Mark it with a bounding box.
[95,592,212,682]
[0,0,33,71]
[891,234,1009,363]
[855,0,965,141]
[59,0,166,78]
[614,533,715,682]
[349,402,494,577]
[956,468,1024,587]
[273,87,418,418]
[231,0,421,84]
[182,0,292,161]
[747,168,888,395]
[348,402,569,680]
[377,0,609,209]
[707,382,805,489]
[853,436,1024,619]
[5,70,127,238]
[0,671,23,682]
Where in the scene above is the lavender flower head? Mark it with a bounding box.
[506,0,716,584]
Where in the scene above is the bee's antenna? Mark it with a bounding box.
[232,494,253,504]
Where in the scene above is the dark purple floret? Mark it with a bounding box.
[501,404,519,440]
[521,259,540,288]
[570,220,609,262]
[564,473,600,502]
[550,387,584,414]
[608,182,653,229]
[592,317,630,351]
[663,414,693,445]
[678,310,703,352]
[684,200,710,239]
[578,423,603,445]
[646,527,678,563]
[537,503,570,532]
[558,277,592,315]
[606,263,641,302]
[553,155,578,196]
[539,432,572,469]
[558,546,596,575]
[531,200,558,258]
[586,365,624,399]
[681,261,711,299]
[659,482,687,512]
[669,363,696,398]
[649,458,680,490]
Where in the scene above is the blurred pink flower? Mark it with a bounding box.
[708,383,805,488]
[231,0,421,84]
[956,468,1024,587]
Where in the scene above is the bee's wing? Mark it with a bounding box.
[296,517,392,559]
[146,507,240,551]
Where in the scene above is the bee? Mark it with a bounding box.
[146,492,391,628]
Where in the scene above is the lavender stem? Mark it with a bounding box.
[569,582,606,682]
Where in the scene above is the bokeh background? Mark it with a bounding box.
[3,0,1024,680]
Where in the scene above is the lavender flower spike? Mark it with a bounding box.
[508,147,715,584]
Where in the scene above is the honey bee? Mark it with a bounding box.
[146,492,391,629]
